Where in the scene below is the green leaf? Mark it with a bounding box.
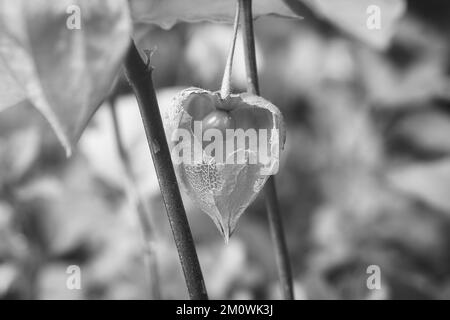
[129,0,299,29]
[0,0,132,156]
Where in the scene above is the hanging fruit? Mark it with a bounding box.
[161,4,286,242]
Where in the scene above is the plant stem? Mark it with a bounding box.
[264,176,295,299]
[124,40,208,300]
[239,0,294,300]
[109,100,161,300]
[220,3,240,99]
[239,0,259,94]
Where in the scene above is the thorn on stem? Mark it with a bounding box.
[143,47,157,71]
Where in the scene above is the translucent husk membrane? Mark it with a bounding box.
[162,87,285,242]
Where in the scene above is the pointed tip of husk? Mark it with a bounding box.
[217,220,232,244]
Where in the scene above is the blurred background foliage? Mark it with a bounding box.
[1,0,450,299]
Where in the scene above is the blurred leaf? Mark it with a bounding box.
[0,58,25,111]
[359,17,448,106]
[300,0,406,48]
[275,32,355,95]
[0,202,29,299]
[361,50,447,106]
[439,82,450,101]
[85,217,152,299]
[0,0,132,156]
[0,128,40,185]
[185,25,265,90]
[394,110,450,154]
[16,161,115,255]
[135,26,186,88]
[38,264,84,300]
[129,0,299,29]
[199,239,249,298]
[80,89,184,197]
[0,264,18,296]
[388,160,450,212]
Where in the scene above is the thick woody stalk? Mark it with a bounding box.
[124,40,208,300]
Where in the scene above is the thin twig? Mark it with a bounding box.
[220,3,240,99]
[123,40,208,300]
[239,0,259,94]
[109,100,161,300]
[239,0,295,300]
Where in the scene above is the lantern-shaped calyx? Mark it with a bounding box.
[162,88,286,242]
